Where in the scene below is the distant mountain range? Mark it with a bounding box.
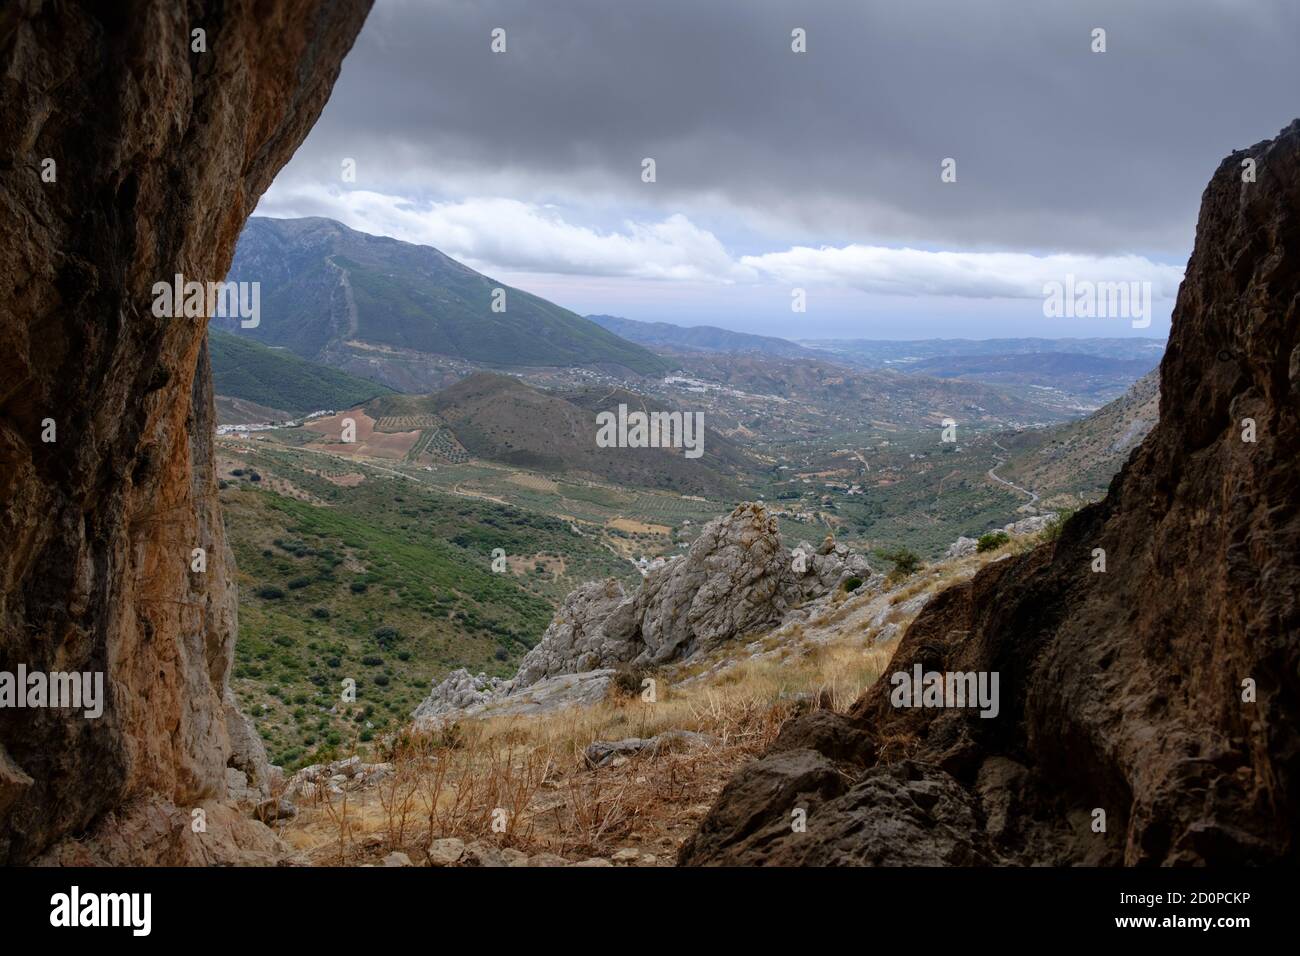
[587,317,1163,405]
[894,351,1159,405]
[667,352,1083,426]
[217,217,670,381]
[588,314,820,359]
[801,336,1166,367]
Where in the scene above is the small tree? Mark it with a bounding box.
[977,531,1010,553]
[875,546,922,579]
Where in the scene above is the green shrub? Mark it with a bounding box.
[875,546,922,578]
[977,531,1010,553]
[255,585,285,599]
[311,607,331,620]
[350,581,368,594]
[843,576,864,592]
[287,576,312,589]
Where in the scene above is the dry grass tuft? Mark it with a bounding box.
[275,545,1031,866]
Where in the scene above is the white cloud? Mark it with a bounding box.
[256,185,743,282]
[255,184,1183,303]
[740,245,1184,300]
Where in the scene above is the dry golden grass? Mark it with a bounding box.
[275,537,1053,867]
[278,635,896,866]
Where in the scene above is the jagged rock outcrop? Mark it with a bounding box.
[411,669,617,731]
[410,668,510,728]
[411,503,873,729]
[682,121,1300,867]
[515,503,870,683]
[513,579,633,688]
[0,0,371,864]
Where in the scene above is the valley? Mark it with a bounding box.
[211,234,1165,777]
[5,0,1294,891]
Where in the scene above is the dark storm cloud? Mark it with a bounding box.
[283,0,1299,257]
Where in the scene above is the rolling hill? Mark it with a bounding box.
[217,217,670,379]
[209,328,394,418]
[389,372,755,498]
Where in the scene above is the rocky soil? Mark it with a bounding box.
[680,121,1300,867]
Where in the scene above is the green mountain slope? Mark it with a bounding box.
[998,368,1161,507]
[218,461,632,769]
[220,217,670,375]
[209,328,394,415]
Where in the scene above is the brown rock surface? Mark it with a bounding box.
[0,0,370,863]
[681,120,1300,866]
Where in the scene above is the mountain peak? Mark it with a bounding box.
[221,217,670,377]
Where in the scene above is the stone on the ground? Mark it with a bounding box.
[427,837,466,866]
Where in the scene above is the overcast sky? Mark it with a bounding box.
[257,0,1300,340]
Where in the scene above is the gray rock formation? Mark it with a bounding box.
[515,503,871,684]
[945,536,979,559]
[410,669,509,727]
[512,580,632,688]
[411,669,616,731]
[411,503,874,729]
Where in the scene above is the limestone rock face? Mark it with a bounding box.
[628,503,801,663]
[411,669,617,731]
[681,121,1300,867]
[0,0,371,863]
[412,503,872,728]
[512,580,632,687]
[517,503,870,680]
[792,537,872,597]
[945,536,979,560]
[410,668,510,727]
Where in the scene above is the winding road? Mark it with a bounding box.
[987,439,1040,506]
